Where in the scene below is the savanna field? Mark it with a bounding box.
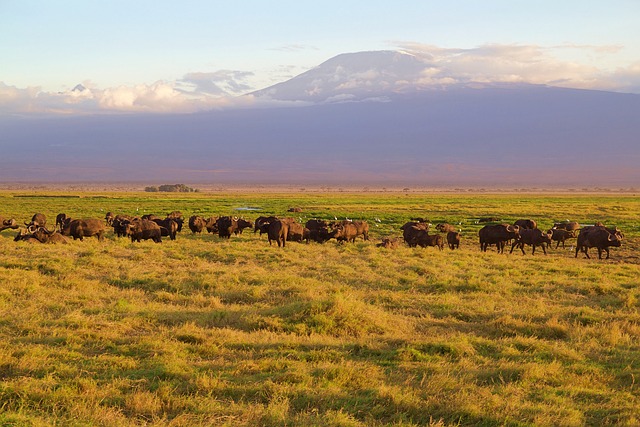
[0,190,639,427]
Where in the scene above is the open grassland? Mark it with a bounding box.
[0,191,639,426]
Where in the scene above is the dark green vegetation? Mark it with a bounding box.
[0,191,639,426]
[144,184,198,193]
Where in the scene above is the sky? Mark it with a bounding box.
[2,0,639,114]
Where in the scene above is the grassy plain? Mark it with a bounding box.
[0,190,638,426]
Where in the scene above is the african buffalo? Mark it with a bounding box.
[267,219,289,247]
[478,217,501,223]
[377,237,400,249]
[403,225,426,247]
[447,231,460,250]
[553,221,580,232]
[25,213,46,228]
[127,219,163,243]
[0,216,19,232]
[479,224,520,253]
[286,222,307,243]
[112,214,134,237]
[401,221,430,232]
[511,228,552,255]
[352,220,369,240]
[55,213,67,231]
[332,222,360,243]
[205,217,218,234]
[152,218,178,240]
[188,215,207,234]
[575,226,622,259]
[167,211,184,232]
[105,212,115,226]
[31,227,70,244]
[410,229,444,250]
[235,218,253,235]
[548,228,577,248]
[14,229,39,243]
[217,216,238,238]
[254,216,278,235]
[514,219,537,230]
[436,223,457,233]
[61,218,106,241]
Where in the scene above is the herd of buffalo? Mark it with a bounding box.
[0,211,626,260]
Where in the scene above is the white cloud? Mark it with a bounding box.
[395,42,639,92]
[0,71,257,115]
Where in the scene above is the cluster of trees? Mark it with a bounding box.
[144,184,198,193]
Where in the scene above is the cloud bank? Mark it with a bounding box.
[1,43,639,115]
[395,43,640,94]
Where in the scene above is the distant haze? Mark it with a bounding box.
[1,51,639,187]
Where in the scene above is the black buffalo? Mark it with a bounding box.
[511,228,552,255]
[575,226,622,259]
[479,224,520,253]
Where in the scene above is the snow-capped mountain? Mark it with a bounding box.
[252,50,430,103]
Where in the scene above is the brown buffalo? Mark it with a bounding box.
[152,218,178,240]
[478,217,501,223]
[188,215,207,234]
[332,222,359,243]
[411,229,444,250]
[235,218,253,235]
[127,219,163,243]
[31,227,70,244]
[514,219,537,229]
[286,222,307,243]
[377,237,400,249]
[436,223,457,233]
[105,211,115,226]
[0,216,19,232]
[205,217,218,234]
[167,211,184,232]
[61,218,106,241]
[553,221,580,231]
[479,224,520,253]
[447,231,460,250]
[267,219,289,247]
[401,221,430,232]
[575,226,622,259]
[548,228,577,248]
[25,213,46,228]
[511,228,552,255]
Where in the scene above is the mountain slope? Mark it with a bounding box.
[1,84,639,186]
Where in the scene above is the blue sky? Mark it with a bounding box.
[2,1,639,113]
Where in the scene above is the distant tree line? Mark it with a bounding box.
[144,184,199,193]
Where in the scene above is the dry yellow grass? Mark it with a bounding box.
[0,192,638,426]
